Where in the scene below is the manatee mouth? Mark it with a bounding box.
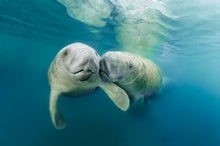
[72,69,94,81]
[99,69,111,82]
[99,58,111,81]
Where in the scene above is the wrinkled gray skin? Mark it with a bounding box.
[48,43,101,129]
[100,51,162,110]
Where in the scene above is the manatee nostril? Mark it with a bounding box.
[81,49,96,58]
[109,54,117,60]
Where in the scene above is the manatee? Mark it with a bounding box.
[48,43,102,129]
[99,51,162,111]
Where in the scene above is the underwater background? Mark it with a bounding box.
[0,0,220,146]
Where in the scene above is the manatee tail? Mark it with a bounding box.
[49,89,66,130]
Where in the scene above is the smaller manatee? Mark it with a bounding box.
[99,51,162,111]
[48,43,101,129]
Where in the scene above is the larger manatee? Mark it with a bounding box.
[48,43,129,129]
[48,43,101,129]
[99,51,162,111]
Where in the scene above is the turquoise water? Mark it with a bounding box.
[1,0,220,146]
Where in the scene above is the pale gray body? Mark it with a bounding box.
[100,51,162,110]
[48,43,101,129]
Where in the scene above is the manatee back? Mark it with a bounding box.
[118,53,162,97]
[141,57,162,95]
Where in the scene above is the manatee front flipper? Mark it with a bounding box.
[49,89,66,129]
[99,82,130,111]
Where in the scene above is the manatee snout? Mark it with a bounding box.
[77,51,100,81]
[99,56,111,82]
[99,53,123,82]
[62,45,100,81]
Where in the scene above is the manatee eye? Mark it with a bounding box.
[63,50,68,57]
[128,64,133,69]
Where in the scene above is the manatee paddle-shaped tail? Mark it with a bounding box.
[99,82,130,111]
[49,89,65,129]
